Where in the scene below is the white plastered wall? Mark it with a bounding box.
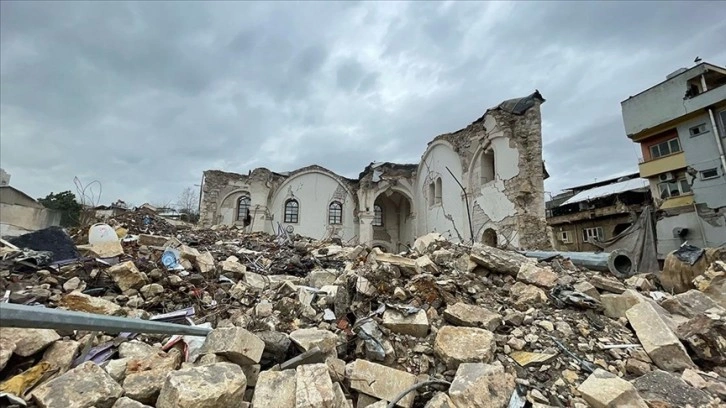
[270,171,356,242]
[416,142,466,242]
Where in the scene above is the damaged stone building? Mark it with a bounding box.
[199,92,550,252]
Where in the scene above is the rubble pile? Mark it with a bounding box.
[1,228,725,408]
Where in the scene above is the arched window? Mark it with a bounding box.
[284,199,299,223]
[328,201,342,225]
[373,205,383,226]
[237,196,251,221]
[435,177,442,204]
[481,150,495,184]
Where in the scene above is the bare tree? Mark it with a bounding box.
[177,187,199,222]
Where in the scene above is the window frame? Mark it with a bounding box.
[428,182,435,206]
[700,168,719,180]
[284,199,299,223]
[435,177,442,204]
[657,177,691,199]
[688,123,709,137]
[582,227,604,243]
[649,137,681,159]
[237,196,251,221]
[373,205,383,227]
[718,110,726,137]
[559,231,572,243]
[328,201,343,225]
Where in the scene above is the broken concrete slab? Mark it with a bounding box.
[443,303,502,331]
[448,362,515,408]
[434,326,496,369]
[626,302,696,372]
[195,250,216,275]
[382,308,429,337]
[156,362,246,408]
[31,361,124,408]
[517,263,558,288]
[347,359,417,408]
[415,255,439,275]
[589,275,626,294]
[573,281,600,300]
[108,261,149,292]
[413,232,444,255]
[632,370,712,408]
[601,289,644,319]
[307,269,338,288]
[577,368,648,408]
[289,328,338,357]
[199,327,265,366]
[368,248,417,273]
[296,363,336,408]
[0,327,60,357]
[220,259,246,277]
[470,245,534,276]
[252,369,296,408]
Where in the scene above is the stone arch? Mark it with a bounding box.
[216,188,252,225]
[273,168,356,208]
[482,227,498,247]
[371,240,393,253]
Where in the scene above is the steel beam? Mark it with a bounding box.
[0,303,212,336]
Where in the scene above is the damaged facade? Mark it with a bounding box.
[621,62,726,260]
[199,92,550,251]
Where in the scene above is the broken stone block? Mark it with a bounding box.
[413,232,444,254]
[43,340,80,373]
[245,271,268,290]
[137,234,170,247]
[123,350,182,405]
[626,302,696,371]
[662,289,722,318]
[681,368,708,389]
[625,358,652,376]
[356,393,381,408]
[382,309,429,337]
[443,303,502,331]
[601,289,644,319]
[31,361,124,408]
[258,331,292,364]
[139,283,164,299]
[448,362,515,408]
[509,282,548,310]
[327,357,346,383]
[356,275,377,296]
[347,359,417,407]
[296,363,336,408]
[573,281,600,300]
[103,358,131,383]
[290,328,338,357]
[308,269,338,288]
[221,259,246,278]
[434,326,495,369]
[156,362,246,408]
[0,337,16,371]
[199,327,265,366]
[674,314,726,365]
[255,300,273,318]
[432,249,454,265]
[415,255,439,274]
[470,245,534,275]
[693,260,726,308]
[589,275,626,294]
[368,248,417,273]
[241,364,260,387]
[119,341,159,359]
[517,263,558,288]
[577,368,647,408]
[0,328,60,357]
[332,382,349,408]
[632,370,711,408]
[59,291,122,315]
[112,397,153,408]
[424,392,455,408]
[108,261,148,292]
[195,250,215,275]
[112,396,153,408]
[252,369,296,408]
[63,276,82,292]
[625,275,655,291]
[510,351,557,367]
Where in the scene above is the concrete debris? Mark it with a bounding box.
[2,225,726,407]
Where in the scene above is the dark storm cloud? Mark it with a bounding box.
[1,1,725,207]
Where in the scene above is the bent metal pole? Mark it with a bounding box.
[0,303,212,337]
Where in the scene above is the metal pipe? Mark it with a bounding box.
[521,250,634,277]
[445,166,475,244]
[0,303,212,336]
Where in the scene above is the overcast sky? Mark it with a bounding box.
[1,1,725,207]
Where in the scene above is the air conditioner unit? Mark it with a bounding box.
[659,172,675,182]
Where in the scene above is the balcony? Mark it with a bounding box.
[639,152,687,178]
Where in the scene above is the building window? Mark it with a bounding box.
[328,201,342,225]
[700,168,719,180]
[428,182,436,206]
[649,138,681,159]
[658,177,691,199]
[559,231,572,244]
[373,205,383,226]
[237,196,251,221]
[284,199,299,223]
[435,177,442,204]
[719,110,726,137]
[582,227,604,243]
[480,150,495,184]
[689,123,708,137]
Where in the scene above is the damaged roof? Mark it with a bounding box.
[490,90,545,116]
[560,177,649,206]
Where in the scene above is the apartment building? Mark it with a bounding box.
[621,62,726,259]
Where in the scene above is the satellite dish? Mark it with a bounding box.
[286,225,294,233]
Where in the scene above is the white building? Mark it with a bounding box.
[199,92,550,252]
